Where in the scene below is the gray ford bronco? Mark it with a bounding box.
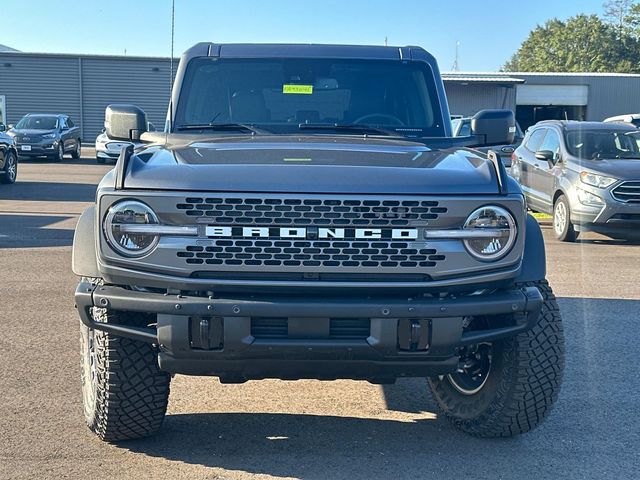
[73,43,564,442]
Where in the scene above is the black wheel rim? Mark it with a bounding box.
[447,342,493,395]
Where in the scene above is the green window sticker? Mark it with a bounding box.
[283,84,313,94]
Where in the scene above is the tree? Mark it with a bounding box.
[503,14,640,73]
[625,2,640,36]
[602,0,634,37]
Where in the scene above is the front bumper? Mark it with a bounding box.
[76,281,543,381]
[16,142,58,156]
[96,149,120,160]
[571,193,640,237]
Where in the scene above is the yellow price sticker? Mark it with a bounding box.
[283,84,313,95]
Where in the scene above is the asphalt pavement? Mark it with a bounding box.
[0,149,638,479]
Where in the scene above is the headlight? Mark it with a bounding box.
[104,200,159,257]
[580,171,617,188]
[576,188,604,206]
[463,206,517,261]
[42,133,56,139]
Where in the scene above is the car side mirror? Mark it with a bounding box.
[105,104,148,141]
[535,150,558,167]
[470,109,515,146]
[0,123,5,132]
[7,124,13,129]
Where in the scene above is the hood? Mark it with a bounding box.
[11,128,57,135]
[571,158,640,180]
[124,136,500,195]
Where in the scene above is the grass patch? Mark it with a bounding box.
[530,212,552,220]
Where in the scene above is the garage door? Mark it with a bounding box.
[516,85,588,106]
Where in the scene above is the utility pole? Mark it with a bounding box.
[384,36,388,47]
[451,41,459,71]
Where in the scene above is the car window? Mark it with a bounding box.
[564,129,640,159]
[66,118,75,128]
[525,128,546,152]
[59,118,67,129]
[15,116,59,130]
[176,57,446,136]
[539,129,561,157]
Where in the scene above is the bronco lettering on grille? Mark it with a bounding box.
[205,226,419,240]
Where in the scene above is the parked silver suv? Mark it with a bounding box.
[512,121,640,241]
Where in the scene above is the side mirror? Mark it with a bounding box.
[0,123,5,132]
[105,104,147,141]
[535,150,557,167]
[471,109,516,146]
[7,124,14,129]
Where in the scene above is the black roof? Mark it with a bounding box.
[184,42,436,63]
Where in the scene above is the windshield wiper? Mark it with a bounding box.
[297,123,400,136]
[175,123,264,134]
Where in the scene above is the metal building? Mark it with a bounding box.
[2,49,640,140]
[0,51,174,140]
[444,72,640,130]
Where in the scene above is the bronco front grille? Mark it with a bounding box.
[177,240,445,269]
[612,181,640,203]
[176,197,447,227]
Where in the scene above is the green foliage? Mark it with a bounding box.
[503,14,640,73]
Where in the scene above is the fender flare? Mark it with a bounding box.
[72,206,100,278]
[515,214,546,283]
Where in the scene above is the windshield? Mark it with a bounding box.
[15,116,58,130]
[175,58,445,136]
[565,129,640,159]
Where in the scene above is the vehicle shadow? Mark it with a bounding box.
[17,156,99,167]
[0,214,75,248]
[0,181,97,202]
[117,296,639,479]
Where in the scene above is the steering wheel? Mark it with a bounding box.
[353,113,405,126]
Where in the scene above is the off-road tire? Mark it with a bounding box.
[80,309,170,442]
[71,140,81,159]
[553,194,577,242]
[427,280,564,437]
[0,151,17,184]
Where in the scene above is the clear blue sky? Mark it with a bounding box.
[3,0,605,71]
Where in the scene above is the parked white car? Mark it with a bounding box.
[604,114,640,127]
[95,130,134,164]
[94,123,155,164]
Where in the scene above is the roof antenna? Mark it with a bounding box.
[167,0,175,142]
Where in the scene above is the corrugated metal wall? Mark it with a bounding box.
[0,54,81,129]
[443,82,517,117]
[0,52,173,140]
[511,73,640,122]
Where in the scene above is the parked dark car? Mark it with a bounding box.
[0,122,18,184]
[453,116,524,167]
[511,120,640,241]
[8,114,81,161]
